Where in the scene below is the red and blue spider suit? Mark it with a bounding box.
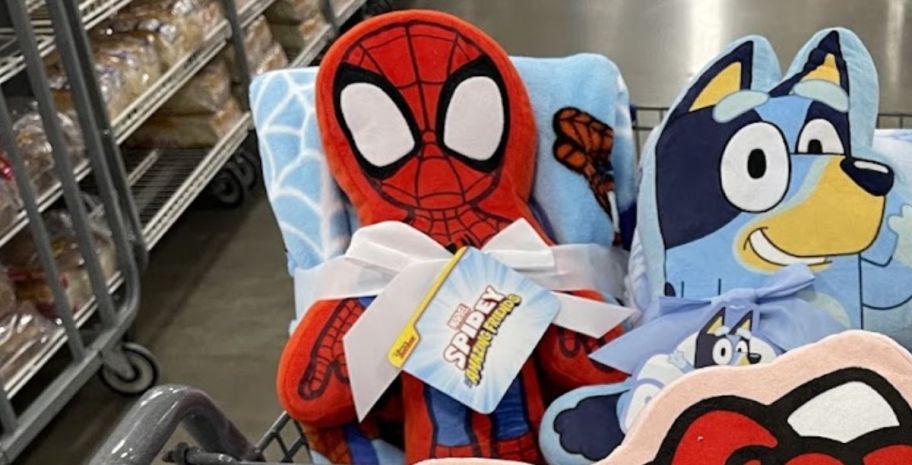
[276,10,627,465]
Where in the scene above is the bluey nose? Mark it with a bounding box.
[840,157,894,196]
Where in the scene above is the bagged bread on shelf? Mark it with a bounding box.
[231,42,289,100]
[270,16,325,52]
[223,15,277,81]
[265,0,320,24]
[0,303,58,383]
[106,0,225,67]
[128,97,244,149]
[92,33,163,94]
[3,211,118,320]
[0,182,18,234]
[253,43,289,75]
[159,59,232,114]
[0,267,16,319]
[119,0,204,51]
[0,99,86,199]
[101,16,185,68]
[48,59,132,122]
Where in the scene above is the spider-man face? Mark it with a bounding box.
[316,11,535,224]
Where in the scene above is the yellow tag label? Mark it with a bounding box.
[388,247,468,368]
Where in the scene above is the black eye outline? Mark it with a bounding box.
[333,63,421,180]
[435,55,510,173]
[719,121,791,213]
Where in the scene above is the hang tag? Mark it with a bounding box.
[389,247,560,414]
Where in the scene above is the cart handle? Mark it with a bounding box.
[89,385,261,465]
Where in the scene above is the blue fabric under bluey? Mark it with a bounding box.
[251,53,636,283]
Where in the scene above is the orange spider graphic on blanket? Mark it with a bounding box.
[275,10,626,465]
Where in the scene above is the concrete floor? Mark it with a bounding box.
[15,1,912,463]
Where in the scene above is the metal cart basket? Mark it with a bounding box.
[89,107,912,465]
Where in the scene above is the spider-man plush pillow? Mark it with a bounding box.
[255,10,632,465]
[251,53,636,308]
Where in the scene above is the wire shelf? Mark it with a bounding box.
[15,0,133,34]
[112,21,231,144]
[334,0,366,24]
[25,0,43,14]
[132,114,251,249]
[239,0,280,28]
[4,272,124,397]
[0,34,54,85]
[290,24,332,67]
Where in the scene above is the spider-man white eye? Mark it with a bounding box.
[442,76,505,161]
[339,82,415,168]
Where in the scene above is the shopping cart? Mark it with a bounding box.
[89,106,912,465]
[89,384,315,465]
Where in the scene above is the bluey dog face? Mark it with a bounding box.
[656,31,893,274]
[693,309,765,368]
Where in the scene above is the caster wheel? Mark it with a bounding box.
[207,169,246,208]
[232,154,258,190]
[100,343,160,397]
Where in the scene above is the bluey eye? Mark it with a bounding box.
[339,82,415,167]
[797,118,844,155]
[712,339,734,365]
[442,76,504,161]
[720,122,790,212]
[735,340,749,354]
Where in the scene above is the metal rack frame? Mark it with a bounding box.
[0,0,373,461]
[0,0,149,461]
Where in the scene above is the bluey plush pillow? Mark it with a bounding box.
[251,54,637,301]
[631,28,912,333]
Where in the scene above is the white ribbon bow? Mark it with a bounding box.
[292,219,635,419]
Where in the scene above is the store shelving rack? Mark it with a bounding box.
[0,0,150,462]
[0,0,372,461]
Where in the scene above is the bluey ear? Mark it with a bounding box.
[774,28,878,143]
[732,311,752,334]
[771,30,851,96]
[668,40,756,121]
[701,308,726,335]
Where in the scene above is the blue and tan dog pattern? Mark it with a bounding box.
[634,28,912,333]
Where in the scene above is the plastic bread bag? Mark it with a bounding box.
[102,19,184,68]
[127,97,243,149]
[0,302,58,382]
[270,15,325,52]
[0,99,86,197]
[253,43,289,75]
[0,181,18,233]
[7,98,85,166]
[48,59,131,122]
[0,267,16,319]
[223,15,274,80]
[2,211,118,319]
[121,0,205,48]
[197,0,225,29]
[159,59,232,114]
[92,32,163,92]
[264,0,320,24]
